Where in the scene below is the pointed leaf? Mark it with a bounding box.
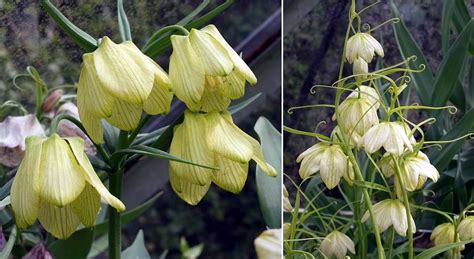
[117,0,132,41]
[121,230,151,259]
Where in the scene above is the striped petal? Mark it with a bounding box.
[37,135,86,207]
[170,35,205,106]
[169,111,214,185]
[106,100,142,131]
[78,102,104,144]
[10,136,44,228]
[169,170,210,205]
[93,37,153,104]
[206,112,253,163]
[212,155,248,194]
[70,184,101,227]
[202,25,257,84]
[218,71,246,99]
[198,88,231,112]
[66,138,125,212]
[189,28,233,76]
[143,66,173,115]
[37,202,80,239]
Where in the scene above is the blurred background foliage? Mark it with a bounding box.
[284,0,474,257]
[0,0,281,258]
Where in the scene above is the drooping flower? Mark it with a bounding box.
[77,36,173,144]
[335,87,379,142]
[430,223,458,246]
[362,199,416,236]
[296,143,354,189]
[169,25,257,112]
[361,121,413,155]
[380,151,439,195]
[320,230,355,259]
[0,115,45,167]
[458,216,474,242]
[346,32,384,64]
[10,134,125,239]
[254,229,282,259]
[169,110,276,205]
[42,89,64,115]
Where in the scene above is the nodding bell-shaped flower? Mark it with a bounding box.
[361,122,414,155]
[320,230,356,259]
[353,57,368,80]
[335,86,380,143]
[458,216,474,242]
[0,114,45,167]
[380,151,439,195]
[283,185,293,213]
[10,134,125,239]
[169,25,257,112]
[362,199,416,236]
[254,229,282,259]
[77,36,172,144]
[169,110,276,205]
[431,223,459,246]
[296,143,354,189]
[346,32,384,64]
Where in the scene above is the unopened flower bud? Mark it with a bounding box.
[42,89,63,113]
[458,216,474,242]
[320,230,355,259]
[283,186,293,212]
[430,223,463,250]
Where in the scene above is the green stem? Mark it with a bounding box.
[142,25,190,51]
[393,162,413,259]
[387,227,395,258]
[108,168,124,259]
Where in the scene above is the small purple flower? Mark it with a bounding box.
[22,244,53,259]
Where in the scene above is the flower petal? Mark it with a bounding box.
[93,37,153,104]
[10,136,44,228]
[37,202,81,239]
[212,155,248,194]
[70,184,101,227]
[106,100,142,131]
[169,35,205,106]
[169,111,214,185]
[202,25,257,84]
[66,138,125,212]
[37,135,86,207]
[189,28,233,76]
[143,73,173,115]
[206,112,253,163]
[77,99,104,144]
[198,88,231,112]
[218,71,246,99]
[169,170,210,205]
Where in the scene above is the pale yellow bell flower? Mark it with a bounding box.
[320,230,355,259]
[283,185,293,213]
[77,36,172,144]
[362,199,415,236]
[169,25,257,112]
[458,216,474,242]
[361,121,413,155]
[430,223,464,250]
[254,229,282,259]
[169,110,276,205]
[353,57,368,80]
[10,134,125,239]
[346,32,384,64]
[296,143,354,189]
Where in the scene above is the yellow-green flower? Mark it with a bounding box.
[458,216,474,242]
[169,25,257,112]
[169,110,276,205]
[346,32,384,64]
[77,36,172,144]
[296,143,354,189]
[10,134,125,239]
[362,199,415,236]
[254,229,282,259]
[431,223,456,245]
[320,230,355,259]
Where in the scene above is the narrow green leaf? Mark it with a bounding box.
[49,228,94,259]
[431,20,474,107]
[470,59,474,108]
[254,117,281,229]
[452,0,471,34]
[429,109,474,170]
[390,1,434,105]
[39,0,97,52]
[0,226,16,259]
[353,181,390,193]
[441,0,455,54]
[454,155,468,208]
[121,230,151,259]
[117,0,132,41]
[0,177,13,200]
[0,196,10,208]
[414,240,471,259]
[228,93,262,114]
